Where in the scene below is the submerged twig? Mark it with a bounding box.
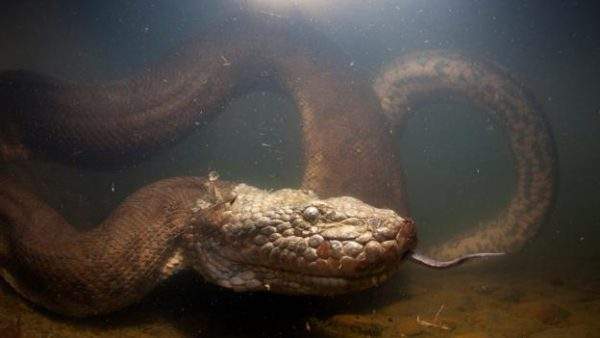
[433,304,445,322]
[416,316,451,331]
[416,304,450,331]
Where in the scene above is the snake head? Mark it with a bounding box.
[186,184,416,295]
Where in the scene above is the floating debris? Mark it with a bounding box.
[220,55,231,66]
[261,142,283,154]
[416,304,451,331]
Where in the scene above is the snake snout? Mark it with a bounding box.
[311,207,416,278]
[354,214,416,269]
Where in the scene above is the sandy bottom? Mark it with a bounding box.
[1,253,599,338]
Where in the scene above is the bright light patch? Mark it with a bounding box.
[242,0,362,21]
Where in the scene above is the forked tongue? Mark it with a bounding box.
[407,251,505,269]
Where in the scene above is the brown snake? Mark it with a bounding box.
[0,173,503,317]
[0,18,555,316]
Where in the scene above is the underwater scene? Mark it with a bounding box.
[1,1,599,337]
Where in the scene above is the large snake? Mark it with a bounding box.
[0,18,555,316]
[0,173,500,316]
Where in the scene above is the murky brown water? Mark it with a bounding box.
[2,252,599,338]
[2,2,600,338]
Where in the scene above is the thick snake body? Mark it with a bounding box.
[0,18,408,214]
[0,176,210,316]
[0,19,556,316]
[0,175,417,316]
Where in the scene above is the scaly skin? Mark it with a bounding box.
[374,50,556,259]
[0,21,557,260]
[0,175,415,317]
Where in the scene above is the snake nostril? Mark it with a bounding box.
[367,218,382,228]
[372,225,397,241]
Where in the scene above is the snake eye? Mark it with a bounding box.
[302,206,320,221]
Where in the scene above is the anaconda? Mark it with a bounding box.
[0,17,555,293]
[0,174,500,317]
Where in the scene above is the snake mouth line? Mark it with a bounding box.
[246,263,394,294]
[194,242,398,294]
[253,261,392,279]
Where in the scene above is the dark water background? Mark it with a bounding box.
[1,0,599,337]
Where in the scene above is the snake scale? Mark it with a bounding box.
[0,18,555,316]
[0,174,416,316]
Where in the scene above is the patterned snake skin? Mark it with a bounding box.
[0,175,415,316]
[0,19,556,316]
[374,50,556,259]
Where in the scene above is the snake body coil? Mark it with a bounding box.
[374,50,556,258]
[0,20,556,316]
[0,19,408,214]
[0,175,415,316]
